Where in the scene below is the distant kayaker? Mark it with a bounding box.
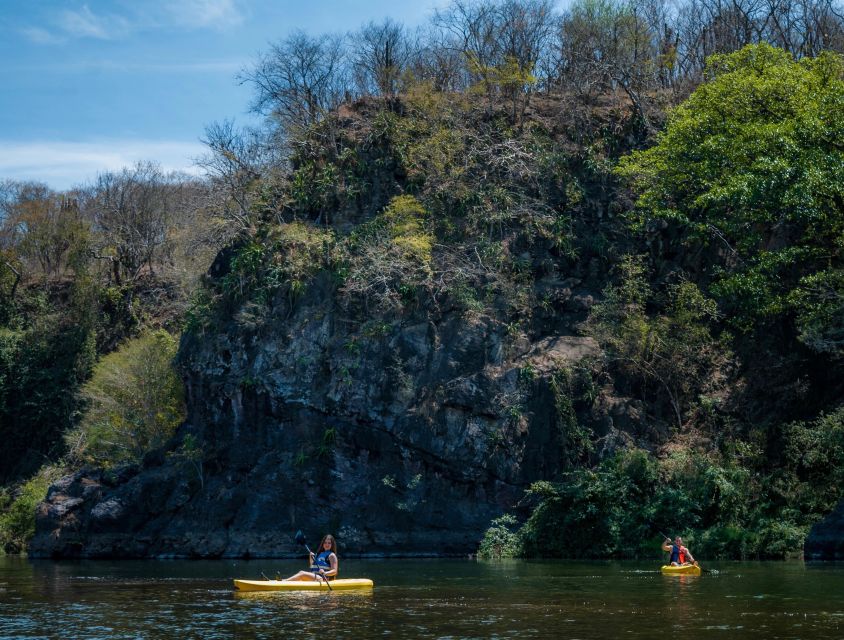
[285,534,338,582]
[662,536,696,566]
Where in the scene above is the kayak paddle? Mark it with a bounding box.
[295,530,333,591]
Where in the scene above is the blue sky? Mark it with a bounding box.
[0,0,450,189]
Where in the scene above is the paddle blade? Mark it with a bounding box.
[294,530,306,546]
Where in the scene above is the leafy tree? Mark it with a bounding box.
[617,44,844,334]
[789,268,844,357]
[65,330,185,468]
[511,423,844,560]
[0,294,97,483]
[772,405,844,517]
[589,256,731,428]
[518,449,667,558]
[0,181,91,283]
[468,54,538,123]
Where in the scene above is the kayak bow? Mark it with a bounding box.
[234,578,374,591]
[660,564,702,576]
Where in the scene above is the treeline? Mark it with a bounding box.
[0,164,223,296]
[206,0,844,232]
[238,0,844,133]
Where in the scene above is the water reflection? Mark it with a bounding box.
[233,589,374,603]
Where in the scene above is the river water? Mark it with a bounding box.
[1,556,843,639]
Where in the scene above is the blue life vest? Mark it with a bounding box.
[669,544,686,564]
[312,550,332,569]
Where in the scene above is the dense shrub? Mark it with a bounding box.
[496,409,844,560]
[0,466,61,554]
[0,298,96,483]
[589,255,731,429]
[478,514,522,559]
[65,330,185,468]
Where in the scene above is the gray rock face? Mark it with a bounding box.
[805,499,844,560]
[32,272,647,559]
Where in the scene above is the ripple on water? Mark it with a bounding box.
[5,559,844,638]
[704,625,745,630]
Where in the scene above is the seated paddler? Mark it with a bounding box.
[662,535,696,566]
[285,534,338,582]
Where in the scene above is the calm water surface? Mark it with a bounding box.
[1,556,843,639]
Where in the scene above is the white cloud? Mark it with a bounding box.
[165,0,244,29]
[21,26,64,45]
[0,140,206,190]
[57,5,129,40]
[23,0,242,45]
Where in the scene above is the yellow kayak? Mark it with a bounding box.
[234,578,374,591]
[661,564,702,576]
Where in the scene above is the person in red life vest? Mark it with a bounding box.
[285,534,339,582]
[662,536,696,566]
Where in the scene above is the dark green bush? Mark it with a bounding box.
[506,417,844,560]
[0,466,61,554]
[478,514,522,559]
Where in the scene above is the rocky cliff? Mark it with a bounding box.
[30,90,657,558]
[31,269,647,557]
[805,499,844,560]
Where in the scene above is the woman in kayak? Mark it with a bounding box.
[662,536,696,566]
[285,534,338,582]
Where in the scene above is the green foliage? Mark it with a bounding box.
[519,450,663,558]
[389,85,471,199]
[377,195,433,263]
[0,295,96,482]
[65,330,185,468]
[468,54,537,123]
[511,407,844,560]
[0,465,61,554]
[617,44,844,331]
[167,432,205,489]
[391,473,423,513]
[789,268,844,357]
[268,222,336,297]
[316,426,337,459]
[549,365,595,466]
[183,288,215,335]
[210,222,336,320]
[478,514,522,559]
[771,405,844,517]
[290,161,341,218]
[589,256,730,427]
